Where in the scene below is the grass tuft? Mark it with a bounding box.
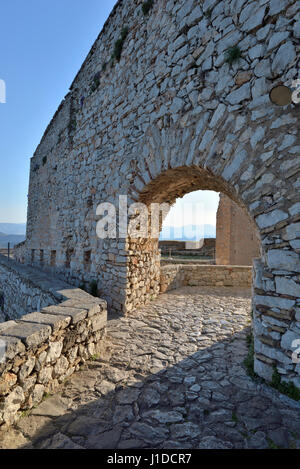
[142,0,154,16]
[243,332,259,380]
[90,72,101,93]
[271,366,300,401]
[89,280,98,297]
[111,27,129,62]
[225,46,242,64]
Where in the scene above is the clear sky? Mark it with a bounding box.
[0,1,219,228]
[0,0,118,223]
[163,190,220,228]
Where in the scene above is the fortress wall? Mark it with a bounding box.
[14,0,300,386]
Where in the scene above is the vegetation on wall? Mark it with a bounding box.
[89,1,156,90]
[111,27,129,62]
[224,45,242,64]
[271,366,300,401]
[142,0,154,16]
[244,331,300,401]
[243,332,259,380]
[204,8,212,19]
[68,118,77,133]
[90,72,101,93]
[89,280,98,297]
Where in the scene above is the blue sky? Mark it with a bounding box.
[163,190,219,229]
[0,0,118,223]
[0,1,219,227]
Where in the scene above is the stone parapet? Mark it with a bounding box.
[0,257,107,428]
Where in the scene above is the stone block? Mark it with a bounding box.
[0,386,25,425]
[267,250,300,273]
[41,305,87,324]
[90,311,107,332]
[1,322,51,348]
[254,294,295,311]
[0,335,25,360]
[20,312,71,331]
[254,357,273,381]
[275,277,300,298]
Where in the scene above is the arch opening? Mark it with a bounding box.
[126,165,263,316]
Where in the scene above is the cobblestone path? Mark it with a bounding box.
[1,287,300,449]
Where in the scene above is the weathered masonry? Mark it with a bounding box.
[15,0,299,386]
[0,255,107,427]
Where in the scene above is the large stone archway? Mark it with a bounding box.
[125,164,261,314]
[15,0,299,385]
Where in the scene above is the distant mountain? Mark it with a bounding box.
[160,224,216,241]
[0,234,25,248]
[0,223,26,235]
[0,224,26,248]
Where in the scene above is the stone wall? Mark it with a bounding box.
[160,264,252,292]
[0,255,58,322]
[0,258,107,428]
[161,258,215,265]
[216,193,261,265]
[253,257,300,387]
[14,0,300,386]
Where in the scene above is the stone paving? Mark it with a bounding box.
[1,286,300,450]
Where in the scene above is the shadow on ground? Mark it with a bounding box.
[1,287,300,450]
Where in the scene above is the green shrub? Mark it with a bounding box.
[271,366,300,401]
[204,8,212,18]
[243,332,259,380]
[69,118,77,132]
[142,0,154,15]
[225,46,242,64]
[89,280,98,297]
[111,27,129,62]
[244,333,300,401]
[90,72,101,93]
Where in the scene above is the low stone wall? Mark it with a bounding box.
[0,255,59,322]
[160,264,252,293]
[0,257,107,428]
[161,259,215,266]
